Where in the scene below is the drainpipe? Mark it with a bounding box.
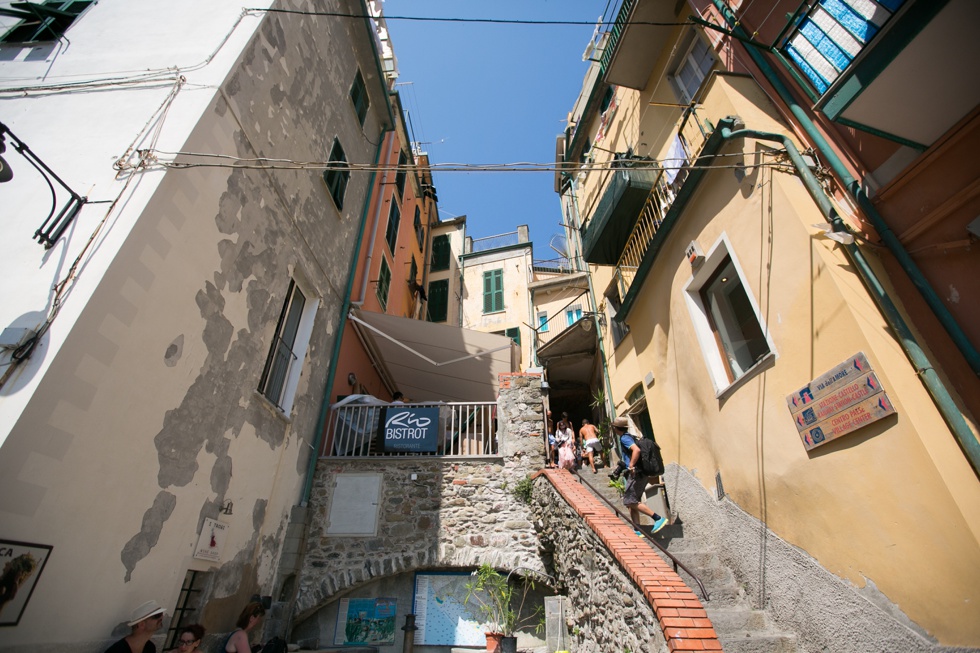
[709,0,980,379]
[718,121,980,477]
[303,129,390,506]
[354,130,396,306]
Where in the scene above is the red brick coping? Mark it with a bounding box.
[537,469,721,652]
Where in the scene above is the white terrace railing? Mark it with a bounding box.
[324,401,498,458]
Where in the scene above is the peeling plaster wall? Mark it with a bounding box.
[0,1,393,649]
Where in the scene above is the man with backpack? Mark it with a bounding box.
[612,417,668,536]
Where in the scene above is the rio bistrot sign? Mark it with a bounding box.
[379,406,440,453]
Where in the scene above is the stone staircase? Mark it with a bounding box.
[580,472,799,653]
[656,527,799,653]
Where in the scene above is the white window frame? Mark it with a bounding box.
[669,31,716,104]
[259,275,319,415]
[537,311,549,333]
[683,235,776,398]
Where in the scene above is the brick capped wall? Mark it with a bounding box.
[533,469,720,653]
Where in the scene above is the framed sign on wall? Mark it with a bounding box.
[0,539,52,627]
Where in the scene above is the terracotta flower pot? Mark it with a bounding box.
[484,632,504,653]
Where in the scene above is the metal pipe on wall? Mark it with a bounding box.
[718,122,980,477]
[709,0,980,379]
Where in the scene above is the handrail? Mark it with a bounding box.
[573,471,710,601]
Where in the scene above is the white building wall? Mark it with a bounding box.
[0,1,392,648]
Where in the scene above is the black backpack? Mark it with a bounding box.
[636,438,664,476]
[260,637,288,653]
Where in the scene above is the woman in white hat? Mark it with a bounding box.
[104,600,165,653]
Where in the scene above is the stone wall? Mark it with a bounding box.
[293,373,549,620]
[531,474,668,653]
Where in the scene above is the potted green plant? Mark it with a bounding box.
[464,564,543,653]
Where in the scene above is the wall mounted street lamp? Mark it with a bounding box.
[581,312,606,332]
[0,122,86,249]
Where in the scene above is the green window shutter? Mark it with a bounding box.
[483,271,493,313]
[349,69,369,126]
[432,235,450,271]
[395,150,409,197]
[505,327,521,345]
[385,202,400,254]
[322,139,349,210]
[491,269,504,312]
[414,206,424,249]
[428,279,449,322]
[377,258,391,311]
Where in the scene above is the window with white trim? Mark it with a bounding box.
[566,304,583,327]
[259,278,319,413]
[537,311,549,333]
[684,239,774,394]
[670,32,716,103]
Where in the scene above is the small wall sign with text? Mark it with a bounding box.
[193,518,228,562]
[786,352,896,450]
[379,406,440,453]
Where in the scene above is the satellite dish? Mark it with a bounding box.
[549,234,568,258]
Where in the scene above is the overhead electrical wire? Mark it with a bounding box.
[244,8,693,27]
[127,148,782,174]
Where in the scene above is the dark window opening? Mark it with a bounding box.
[323,139,349,210]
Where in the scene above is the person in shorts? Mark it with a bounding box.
[579,419,602,473]
[613,417,668,536]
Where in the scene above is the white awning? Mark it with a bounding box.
[348,309,519,402]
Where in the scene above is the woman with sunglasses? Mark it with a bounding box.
[175,624,205,653]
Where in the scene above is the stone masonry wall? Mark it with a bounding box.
[294,373,549,619]
[532,473,669,653]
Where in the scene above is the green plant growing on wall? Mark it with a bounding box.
[464,564,543,636]
[512,475,534,504]
[590,389,614,466]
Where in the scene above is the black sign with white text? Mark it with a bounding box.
[379,406,439,453]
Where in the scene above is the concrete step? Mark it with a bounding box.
[705,607,769,634]
[718,632,799,653]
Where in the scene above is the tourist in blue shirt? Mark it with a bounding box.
[612,417,668,536]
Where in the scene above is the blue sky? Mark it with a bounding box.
[383,0,612,259]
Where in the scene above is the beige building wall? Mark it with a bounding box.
[460,242,533,370]
[570,55,980,644]
[426,216,466,326]
[0,1,393,648]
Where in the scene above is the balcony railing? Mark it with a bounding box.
[324,401,497,458]
[471,231,520,253]
[535,311,586,347]
[614,107,710,300]
[532,256,574,274]
[599,0,635,77]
